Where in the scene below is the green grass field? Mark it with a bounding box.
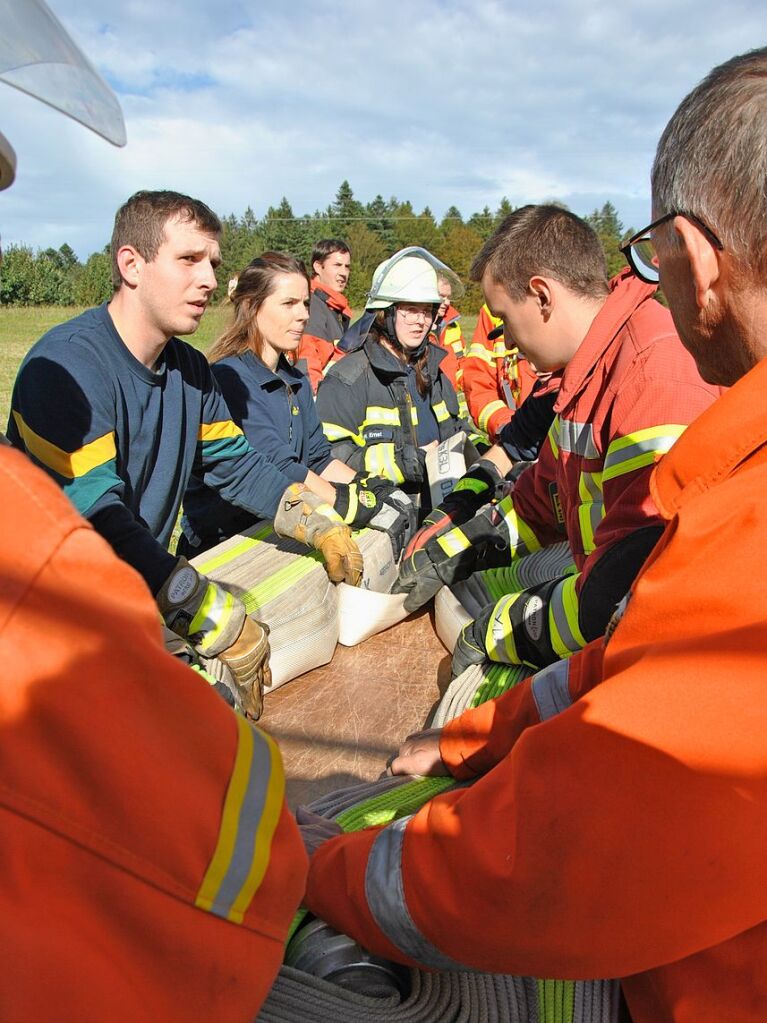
[0,305,478,430]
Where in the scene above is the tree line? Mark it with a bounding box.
[0,181,629,312]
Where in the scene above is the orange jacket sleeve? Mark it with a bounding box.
[295,333,337,394]
[0,447,307,1022]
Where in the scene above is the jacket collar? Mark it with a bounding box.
[651,356,764,517]
[556,269,658,412]
[311,278,351,317]
[240,350,306,392]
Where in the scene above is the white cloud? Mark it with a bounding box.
[1,0,765,256]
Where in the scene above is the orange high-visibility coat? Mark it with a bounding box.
[296,280,352,393]
[0,446,307,1022]
[461,304,538,440]
[304,356,767,1022]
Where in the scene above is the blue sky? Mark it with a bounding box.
[0,0,765,259]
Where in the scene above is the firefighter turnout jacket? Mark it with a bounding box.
[436,269,721,668]
[0,446,306,1021]
[316,334,470,496]
[461,303,538,441]
[295,280,352,393]
[304,356,767,1022]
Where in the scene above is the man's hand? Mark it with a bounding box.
[295,806,344,858]
[274,483,363,586]
[389,728,448,777]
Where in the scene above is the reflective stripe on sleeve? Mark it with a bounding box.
[322,422,365,446]
[478,399,508,434]
[577,471,604,555]
[602,425,686,482]
[196,716,285,924]
[198,420,244,442]
[12,410,116,478]
[486,592,524,663]
[190,582,237,655]
[494,495,543,558]
[557,419,599,458]
[365,816,477,971]
[531,658,573,720]
[548,574,586,659]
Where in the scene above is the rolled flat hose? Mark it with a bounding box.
[259,776,618,1023]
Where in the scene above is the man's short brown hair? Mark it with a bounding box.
[110,190,221,289]
[470,204,609,301]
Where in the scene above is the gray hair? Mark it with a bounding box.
[652,48,767,278]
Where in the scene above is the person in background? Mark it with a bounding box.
[295,238,352,392]
[461,301,539,442]
[316,247,474,519]
[181,252,414,559]
[301,47,767,1023]
[0,2,305,1019]
[8,191,364,718]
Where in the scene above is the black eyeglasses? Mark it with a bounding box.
[620,211,724,284]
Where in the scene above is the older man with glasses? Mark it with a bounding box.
[299,48,767,1023]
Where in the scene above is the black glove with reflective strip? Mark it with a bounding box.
[393,504,511,613]
[332,473,400,529]
[402,459,503,560]
[367,487,417,562]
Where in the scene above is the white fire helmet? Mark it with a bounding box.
[366,246,463,310]
[0,0,126,191]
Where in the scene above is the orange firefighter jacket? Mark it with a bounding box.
[461,303,538,440]
[304,356,767,1022]
[0,446,307,1022]
[295,279,352,393]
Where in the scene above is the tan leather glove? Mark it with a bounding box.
[218,616,271,720]
[274,483,363,586]
[157,557,271,719]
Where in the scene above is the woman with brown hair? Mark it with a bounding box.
[180,252,402,556]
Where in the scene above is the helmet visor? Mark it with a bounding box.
[0,0,125,146]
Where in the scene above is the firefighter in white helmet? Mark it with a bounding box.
[316,246,474,518]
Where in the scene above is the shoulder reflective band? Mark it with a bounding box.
[602,424,686,482]
[12,410,116,478]
[196,715,285,924]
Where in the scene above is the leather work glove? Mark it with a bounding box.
[332,472,398,529]
[393,504,510,613]
[451,612,493,679]
[274,483,363,586]
[367,488,417,562]
[157,557,270,719]
[161,625,237,709]
[402,458,503,559]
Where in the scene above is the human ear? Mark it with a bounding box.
[116,245,142,288]
[528,275,553,316]
[673,216,721,310]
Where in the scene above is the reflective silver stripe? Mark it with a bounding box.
[531,658,572,721]
[602,428,684,481]
[558,419,599,458]
[578,471,604,555]
[365,816,477,971]
[210,726,275,919]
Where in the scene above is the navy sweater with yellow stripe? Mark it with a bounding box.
[7,304,292,592]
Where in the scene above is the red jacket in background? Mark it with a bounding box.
[462,303,538,440]
[305,356,767,1022]
[296,279,352,393]
[0,447,307,1022]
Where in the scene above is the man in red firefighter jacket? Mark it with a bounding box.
[296,239,352,392]
[300,47,767,1022]
[396,208,720,672]
[461,303,538,440]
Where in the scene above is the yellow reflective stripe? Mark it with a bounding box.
[190,582,236,654]
[465,342,495,366]
[198,420,243,442]
[478,400,508,434]
[494,496,543,558]
[602,424,687,482]
[322,421,365,446]
[364,443,404,484]
[492,341,508,359]
[196,716,285,924]
[437,527,472,557]
[363,406,400,427]
[409,406,419,426]
[12,410,116,479]
[486,593,523,663]
[577,471,604,555]
[545,417,559,460]
[549,574,586,658]
[432,400,450,423]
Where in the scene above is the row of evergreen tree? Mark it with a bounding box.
[0,181,629,311]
